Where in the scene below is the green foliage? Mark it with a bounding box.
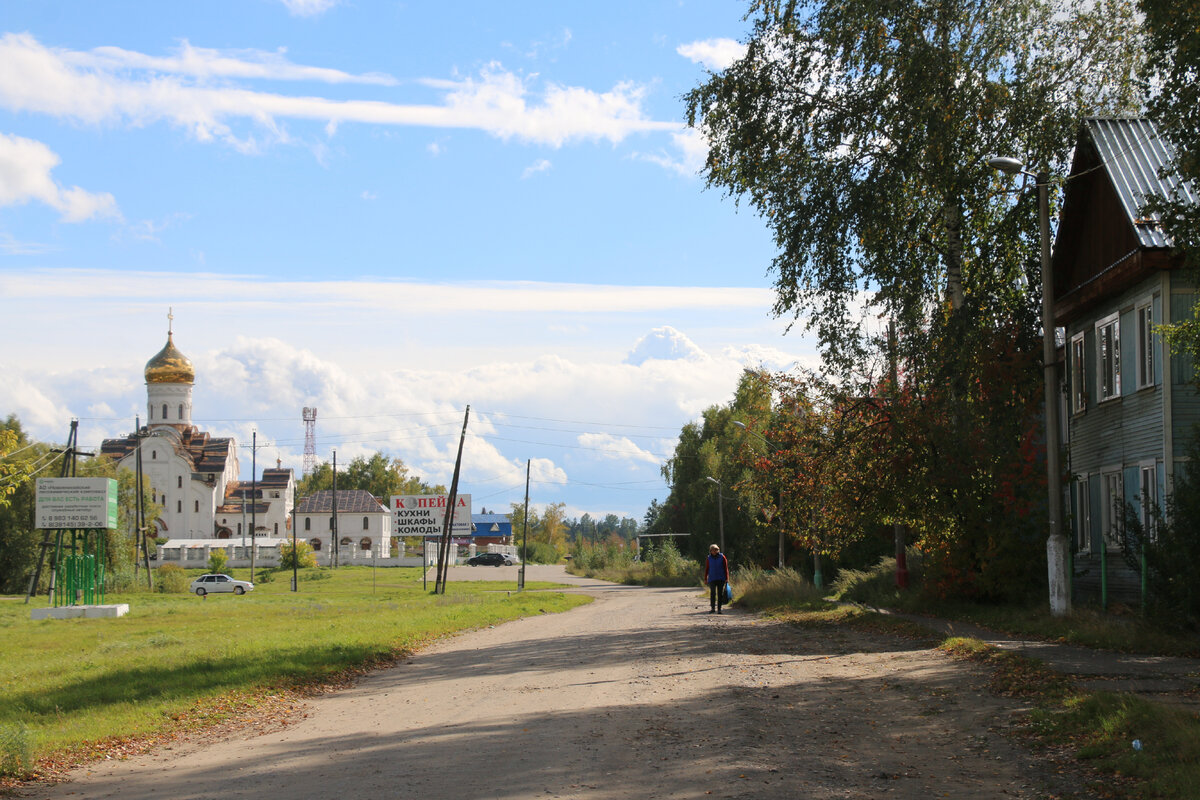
[1121,430,1200,629]
[279,540,318,570]
[254,569,275,583]
[571,540,633,572]
[0,721,33,778]
[519,540,560,564]
[298,452,445,499]
[155,563,190,594]
[207,548,228,574]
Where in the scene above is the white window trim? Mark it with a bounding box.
[1101,469,1124,550]
[1139,461,1158,542]
[1070,332,1087,414]
[1135,301,1155,390]
[1074,477,1091,554]
[1095,312,1121,402]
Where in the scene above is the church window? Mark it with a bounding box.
[304,517,311,531]
[162,403,168,419]
[237,523,242,536]
[177,476,182,488]
[177,500,182,513]
[178,403,184,419]
[152,450,156,460]
[194,500,199,513]
[274,523,279,535]
[310,538,322,551]
[363,516,369,530]
[360,537,371,551]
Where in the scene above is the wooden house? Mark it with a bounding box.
[1053,117,1199,604]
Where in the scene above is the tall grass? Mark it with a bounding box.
[2,566,588,778]
[732,566,830,611]
[568,539,697,586]
[0,723,33,778]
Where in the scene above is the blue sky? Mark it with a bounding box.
[0,0,821,522]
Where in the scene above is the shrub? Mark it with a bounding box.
[0,722,34,778]
[279,540,318,570]
[254,569,275,583]
[207,548,228,574]
[520,541,560,564]
[155,563,190,593]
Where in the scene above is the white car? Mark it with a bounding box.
[190,573,254,596]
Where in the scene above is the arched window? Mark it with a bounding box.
[162,403,168,420]
[340,537,352,546]
[194,500,199,512]
[176,500,182,513]
[359,537,371,551]
[274,523,279,536]
[151,450,156,460]
[310,538,322,551]
[304,517,311,531]
[178,403,184,419]
[362,516,369,530]
[177,476,182,488]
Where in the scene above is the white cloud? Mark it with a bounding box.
[279,0,341,18]
[624,326,707,365]
[576,433,660,466]
[521,158,552,179]
[0,232,54,255]
[0,34,679,151]
[677,38,746,71]
[0,132,119,221]
[636,128,709,177]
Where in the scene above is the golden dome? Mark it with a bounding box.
[144,333,194,384]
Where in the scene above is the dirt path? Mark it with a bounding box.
[22,570,1090,800]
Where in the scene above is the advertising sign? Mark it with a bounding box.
[391,494,472,538]
[36,478,119,530]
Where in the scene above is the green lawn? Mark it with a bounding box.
[0,566,589,773]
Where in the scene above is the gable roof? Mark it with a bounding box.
[1079,117,1194,249]
[295,489,388,514]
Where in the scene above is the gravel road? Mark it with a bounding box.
[22,567,1091,800]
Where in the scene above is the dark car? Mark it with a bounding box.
[466,552,515,567]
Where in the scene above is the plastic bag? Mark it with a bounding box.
[722,582,733,604]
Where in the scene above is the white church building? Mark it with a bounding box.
[100,323,295,556]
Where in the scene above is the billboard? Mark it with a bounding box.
[391,494,472,538]
[36,478,119,530]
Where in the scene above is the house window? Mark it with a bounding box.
[1096,314,1121,401]
[362,516,369,530]
[1140,464,1157,541]
[305,517,311,531]
[1136,303,1154,389]
[1102,471,1123,549]
[1074,478,1091,553]
[1070,333,1087,414]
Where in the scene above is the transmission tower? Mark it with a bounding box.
[302,407,318,476]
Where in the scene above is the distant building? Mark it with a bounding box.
[295,489,391,562]
[471,509,513,546]
[100,321,294,540]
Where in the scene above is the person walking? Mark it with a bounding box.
[704,543,729,614]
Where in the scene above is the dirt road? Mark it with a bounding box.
[23,568,1087,799]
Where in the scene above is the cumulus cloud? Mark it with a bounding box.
[0,33,678,151]
[0,133,119,221]
[624,326,707,366]
[635,128,709,177]
[279,0,341,17]
[576,433,660,466]
[677,38,746,71]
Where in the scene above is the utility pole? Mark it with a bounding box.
[330,449,338,568]
[519,459,529,592]
[250,430,257,582]
[291,479,298,592]
[435,406,470,594]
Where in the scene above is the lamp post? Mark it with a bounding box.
[988,156,1071,617]
[732,421,786,569]
[705,476,725,552]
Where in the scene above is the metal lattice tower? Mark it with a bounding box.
[302,407,318,476]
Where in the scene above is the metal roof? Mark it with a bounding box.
[1084,117,1197,249]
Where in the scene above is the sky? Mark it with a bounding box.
[0,0,822,523]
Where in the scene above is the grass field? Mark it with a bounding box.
[0,566,589,776]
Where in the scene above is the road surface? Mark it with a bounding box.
[23,567,1087,799]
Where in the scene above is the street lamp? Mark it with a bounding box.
[988,155,1070,617]
[705,476,725,552]
[732,421,786,569]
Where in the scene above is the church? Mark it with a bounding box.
[100,320,295,542]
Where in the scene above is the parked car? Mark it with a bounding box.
[190,573,254,596]
[466,552,516,567]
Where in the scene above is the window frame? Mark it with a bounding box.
[1070,332,1087,414]
[1074,478,1091,553]
[1140,463,1158,542]
[1136,301,1155,390]
[1096,313,1121,402]
[1101,470,1124,550]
